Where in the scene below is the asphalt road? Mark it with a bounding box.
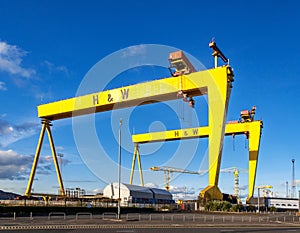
[1,227,300,233]
[1,212,300,232]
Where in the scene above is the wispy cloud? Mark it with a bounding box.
[145,182,159,188]
[42,60,69,76]
[145,183,198,200]
[0,41,36,78]
[170,186,197,200]
[121,44,147,58]
[239,185,248,191]
[0,149,55,180]
[56,146,64,151]
[0,118,40,147]
[0,81,7,91]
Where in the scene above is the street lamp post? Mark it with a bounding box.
[117,118,122,220]
[298,190,300,213]
[256,185,273,213]
[57,153,64,174]
[257,188,260,213]
[57,153,64,195]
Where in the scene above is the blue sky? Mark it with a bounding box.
[0,0,300,201]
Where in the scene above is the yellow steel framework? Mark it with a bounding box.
[25,119,65,196]
[130,120,262,201]
[25,64,234,197]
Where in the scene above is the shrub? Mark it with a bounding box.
[204,201,232,212]
[230,204,244,212]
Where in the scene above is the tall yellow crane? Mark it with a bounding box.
[220,167,248,198]
[25,41,234,197]
[131,105,262,201]
[150,166,206,191]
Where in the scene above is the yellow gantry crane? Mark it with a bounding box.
[150,166,205,191]
[130,107,262,201]
[25,41,234,197]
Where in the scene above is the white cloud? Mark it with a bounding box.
[56,146,64,151]
[0,41,36,78]
[239,185,248,191]
[121,44,147,58]
[145,182,159,188]
[169,185,198,200]
[42,60,69,76]
[0,119,40,147]
[0,81,7,91]
[0,149,54,180]
[92,188,103,194]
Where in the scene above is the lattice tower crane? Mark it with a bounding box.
[220,167,248,198]
[150,166,206,191]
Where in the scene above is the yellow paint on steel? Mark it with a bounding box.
[32,66,233,200]
[47,124,65,196]
[25,120,65,197]
[37,66,233,121]
[130,66,233,200]
[25,122,47,196]
[131,121,262,200]
[130,144,144,186]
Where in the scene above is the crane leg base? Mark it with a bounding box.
[246,196,253,204]
[199,185,223,201]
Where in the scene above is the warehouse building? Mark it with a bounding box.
[103,183,173,205]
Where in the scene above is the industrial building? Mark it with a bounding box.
[103,183,173,205]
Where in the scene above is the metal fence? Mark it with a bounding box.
[2,212,300,224]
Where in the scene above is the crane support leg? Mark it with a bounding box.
[247,123,262,202]
[129,144,144,186]
[198,70,232,200]
[46,121,65,196]
[130,67,233,200]
[25,121,47,196]
[25,119,65,196]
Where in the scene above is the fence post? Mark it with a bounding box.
[193,214,195,222]
[30,212,33,220]
[13,212,16,220]
[223,216,225,223]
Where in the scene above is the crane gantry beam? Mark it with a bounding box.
[37,66,233,121]
[25,65,234,197]
[130,120,262,201]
